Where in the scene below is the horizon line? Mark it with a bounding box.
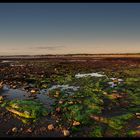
[0,52,140,57]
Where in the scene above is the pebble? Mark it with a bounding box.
[63,129,70,136]
[12,127,18,133]
[136,113,140,116]
[68,101,74,105]
[0,81,3,85]
[30,89,36,93]
[27,127,32,133]
[73,121,80,126]
[48,124,54,131]
[56,107,61,113]
[20,128,23,131]
[54,94,59,98]
[12,85,17,89]
[137,125,140,129]
[59,100,63,104]
[55,91,60,96]
[0,96,3,101]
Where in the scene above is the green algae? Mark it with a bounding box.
[1,99,48,123]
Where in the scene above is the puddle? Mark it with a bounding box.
[0,84,79,108]
[36,94,55,108]
[1,85,27,100]
[48,85,79,92]
[75,72,105,78]
[1,60,13,63]
[0,85,55,109]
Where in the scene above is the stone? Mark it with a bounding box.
[54,94,59,98]
[108,93,123,99]
[27,127,32,133]
[59,100,63,104]
[12,85,17,89]
[137,116,140,119]
[12,127,18,133]
[63,129,70,136]
[136,113,140,116]
[30,89,36,94]
[0,96,3,101]
[68,101,74,105]
[48,124,54,131]
[56,107,61,113]
[55,91,60,96]
[0,81,3,89]
[73,121,80,126]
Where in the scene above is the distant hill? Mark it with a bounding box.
[0,53,140,59]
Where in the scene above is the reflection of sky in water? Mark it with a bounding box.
[75,72,105,78]
[1,85,55,109]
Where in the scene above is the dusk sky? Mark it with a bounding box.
[0,3,140,55]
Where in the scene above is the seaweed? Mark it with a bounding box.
[1,99,48,122]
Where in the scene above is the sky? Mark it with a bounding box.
[0,3,140,55]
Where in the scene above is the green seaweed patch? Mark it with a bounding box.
[1,99,48,122]
[89,126,103,137]
[127,130,137,137]
[107,113,134,130]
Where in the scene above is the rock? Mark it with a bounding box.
[136,113,140,118]
[54,94,59,98]
[102,92,108,95]
[108,93,123,99]
[20,128,23,131]
[63,129,70,136]
[56,91,60,95]
[136,113,140,116]
[90,115,101,121]
[120,92,128,95]
[48,124,54,131]
[24,111,30,116]
[135,130,140,137]
[68,101,74,105]
[12,85,17,89]
[27,127,32,133]
[112,78,118,83]
[0,96,3,101]
[56,107,61,113]
[73,121,80,126]
[118,79,124,82]
[59,100,63,104]
[137,125,140,128]
[137,116,140,119]
[12,127,18,133]
[30,89,36,94]
[112,90,117,93]
[0,81,3,89]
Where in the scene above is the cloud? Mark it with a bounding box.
[32,45,65,50]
